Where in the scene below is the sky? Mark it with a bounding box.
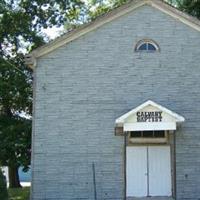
[43,26,65,40]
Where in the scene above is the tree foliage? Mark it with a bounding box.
[0,56,32,187]
[176,0,200,19]
[0,168,8,200]
[0,0,86,188]
[87,0,128,21]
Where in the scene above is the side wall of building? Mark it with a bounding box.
[32,5,200,200]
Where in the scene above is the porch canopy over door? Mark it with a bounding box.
[115,100,185,132]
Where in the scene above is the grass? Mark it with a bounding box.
[8,187,30,200]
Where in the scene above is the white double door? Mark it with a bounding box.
[127,146,171,197]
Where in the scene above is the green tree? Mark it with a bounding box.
[0,0,86,188]
[87,0,179,21]
[0,56,32,188]
[0,168,8,200]
[177,0,200,19]
[87,0,127,20]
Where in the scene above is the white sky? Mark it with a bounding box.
[42,26,65,40]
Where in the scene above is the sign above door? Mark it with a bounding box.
[115,100,185,131]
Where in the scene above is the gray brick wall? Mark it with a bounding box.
[32,5,200,200]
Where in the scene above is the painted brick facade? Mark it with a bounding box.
[32,5,200,200]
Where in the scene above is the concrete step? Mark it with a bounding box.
[127,197,174,200]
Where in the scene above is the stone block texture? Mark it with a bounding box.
[32,5,200,200]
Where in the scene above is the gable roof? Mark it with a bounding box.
[26,0,200,69]
[115,100,185,124]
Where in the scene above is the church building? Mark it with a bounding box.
[26,0,200,199]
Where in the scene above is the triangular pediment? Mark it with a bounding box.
[116,100,185,131]
[26,0,200,69]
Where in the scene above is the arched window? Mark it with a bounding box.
[135,39,159,52]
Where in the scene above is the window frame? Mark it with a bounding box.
[135,39,160,53]
[128,130,168,144]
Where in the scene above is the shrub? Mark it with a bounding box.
[0,168,8,200]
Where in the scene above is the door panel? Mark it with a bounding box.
[126,146,147,197]
[148,146,172,196]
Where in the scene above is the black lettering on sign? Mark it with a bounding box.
[136,111,162,122]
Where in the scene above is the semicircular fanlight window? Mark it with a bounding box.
[135,40,159,52]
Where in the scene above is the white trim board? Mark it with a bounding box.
[124,122,176,131]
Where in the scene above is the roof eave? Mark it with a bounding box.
[24,54,37,70]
